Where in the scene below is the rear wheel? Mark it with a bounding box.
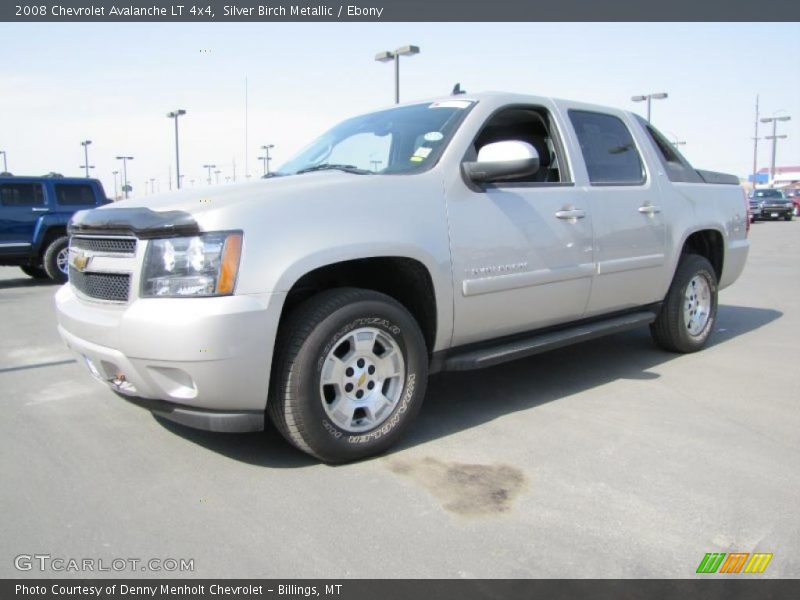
[650,254,718,353]
[43,236,70,282]
[269,288,428,463]
[20,265,49,279]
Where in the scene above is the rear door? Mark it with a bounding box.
[0,180,47,254]
[565,109,667,315]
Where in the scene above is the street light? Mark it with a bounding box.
[260,144,274,175]
[203,164,216,185]
[112,170,119,200]
[214,169,221,184]
[375,45,420,104]
[631,92,668,123]
[1,150,8,173]
[167,109,187,189]
[115,156,134,199]
[760,112,791,184]
[80,140,92,177]
[150,178,156,194]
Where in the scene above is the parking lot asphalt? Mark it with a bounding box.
[1,220,798,579]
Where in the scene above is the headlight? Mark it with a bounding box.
[141,232,243,297]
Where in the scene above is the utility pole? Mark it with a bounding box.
[752,95,760,190]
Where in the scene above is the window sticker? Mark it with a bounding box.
[413,147,433,159]
[424,131,444,142]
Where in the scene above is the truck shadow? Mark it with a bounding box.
[156,304,780,468]
[0,276,59,290]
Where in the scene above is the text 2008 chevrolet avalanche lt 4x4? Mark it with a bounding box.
[56,92,750,462]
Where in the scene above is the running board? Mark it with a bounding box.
[442,310,658,371]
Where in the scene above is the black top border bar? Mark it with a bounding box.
[3,0,800,22]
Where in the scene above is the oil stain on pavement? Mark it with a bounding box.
[388,457,525,516]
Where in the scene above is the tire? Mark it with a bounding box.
[650,254,718,353]
[268,288,428,463]
[20,265,49,279]
[785,214,793,222]
[43,236,70,283]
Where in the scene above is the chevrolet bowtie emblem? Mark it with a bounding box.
[71,251,91,272]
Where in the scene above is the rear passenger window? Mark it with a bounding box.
[568,110,645,185]
[55,184,95,206]
[0,183,45,206]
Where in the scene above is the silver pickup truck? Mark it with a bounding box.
[56,92,750,462]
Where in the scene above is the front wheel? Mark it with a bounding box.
[268,288,428,463]
[650,254,718,353]
[43,236,70,282]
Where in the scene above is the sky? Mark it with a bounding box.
[1,22,798,198]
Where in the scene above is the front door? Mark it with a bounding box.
[446,105,595,347]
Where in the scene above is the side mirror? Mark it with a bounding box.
[463,140,540,183]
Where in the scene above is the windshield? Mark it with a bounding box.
[754,190,784,199]
[275,101,474,176]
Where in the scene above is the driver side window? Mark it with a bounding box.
[472,106,570,184]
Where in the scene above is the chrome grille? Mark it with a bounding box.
[69,268,131,302]
[70,236,137,255]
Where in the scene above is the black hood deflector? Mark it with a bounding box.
[68,208,201,239]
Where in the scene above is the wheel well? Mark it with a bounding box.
[682,230,723,280]
[40,227,67,252]
[281,257,437,354]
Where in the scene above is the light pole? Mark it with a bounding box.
[203,164,216,185]
[80,140,93,177]
[112,170,119,199]
[115,156,134,199]
[167,109,187,189]
[370,160,382,172]
[631,92,668,123]
[260,144,274,175]
[150,178,156,194]
[214,169,221,184]
[760,112,791,185]
[375,45,420,104]
[1,150,8,172]
[752,95,761,190]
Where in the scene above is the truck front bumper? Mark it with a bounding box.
[55,284,286,432]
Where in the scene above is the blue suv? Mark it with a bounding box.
[0,176,111,282]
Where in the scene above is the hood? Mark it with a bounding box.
[77,171,404,236]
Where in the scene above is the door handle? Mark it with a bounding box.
[638,204,661,215]
[555,209,586,220]
[31,207,48,212]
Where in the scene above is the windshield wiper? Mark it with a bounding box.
[295,164,373,175]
